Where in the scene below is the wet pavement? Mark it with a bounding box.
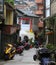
[0,48,40,65]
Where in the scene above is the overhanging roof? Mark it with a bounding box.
[16,9,39,18]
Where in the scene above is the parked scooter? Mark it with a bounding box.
[33,47,56,65]
[16,46,24,54]
[4,43,16,60]
[16,36,24,54]
[24,42,30,50]
[22,36,30,50]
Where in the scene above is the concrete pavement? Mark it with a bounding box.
[0,48,40,65]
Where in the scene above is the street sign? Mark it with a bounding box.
[0,0,4,14]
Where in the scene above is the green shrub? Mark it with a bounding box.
[46,43,56,60]
[46,43,56,50]
[29,38,35,47]
[5,0,14,5]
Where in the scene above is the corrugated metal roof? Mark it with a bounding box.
[16,8,39,18]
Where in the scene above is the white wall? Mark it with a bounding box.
[46,9,50,17]
[46,0,50,8]
[45,0,50,17]
[21,20,30,32]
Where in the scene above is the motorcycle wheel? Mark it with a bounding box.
[10,55,14,60]
[9,53,15,60]
[19,50,23,54]
[24,45,30,50]
[4,54,9,60]
[33,55,37,61]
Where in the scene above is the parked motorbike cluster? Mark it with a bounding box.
[16,36,32,54]
[33,46,56,65]
[4,36,32,60]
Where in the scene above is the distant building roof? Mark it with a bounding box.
[16,9,39,18]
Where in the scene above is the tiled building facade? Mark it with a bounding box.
[15,0,45,17]
[35,0,45,17]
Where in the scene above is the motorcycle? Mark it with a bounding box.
[24,42,30,50]
[4,43,16,60]
[16,46,24,54]
[22,36,30,50]
[33,48,56,65]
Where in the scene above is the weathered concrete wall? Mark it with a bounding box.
[32,18,39,32]
[51,1,56,16]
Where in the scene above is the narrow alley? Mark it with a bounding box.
[0,48,40,65]
[0,0,56,65]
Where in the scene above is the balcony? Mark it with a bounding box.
[35,0,43,4]
[38,4,44,10]
[35,10,43,15]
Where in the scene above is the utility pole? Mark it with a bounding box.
[43,0,46,35]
